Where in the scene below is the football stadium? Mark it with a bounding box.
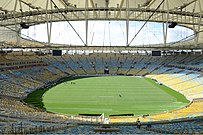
[0,0,203,134]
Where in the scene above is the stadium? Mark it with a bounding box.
[0,0,203,134]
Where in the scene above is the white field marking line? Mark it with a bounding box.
[99,96,114,98]
[121,87,161,89]
[48,107,113,111]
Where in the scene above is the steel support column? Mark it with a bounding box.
[14,0,20,46]
[85,0,89,46]
[126,0,129,46]
[195,0,202,47]
[162,0,169,46]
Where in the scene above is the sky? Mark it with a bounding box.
[21,20,194,46]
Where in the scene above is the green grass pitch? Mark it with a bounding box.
[40,76,189,116]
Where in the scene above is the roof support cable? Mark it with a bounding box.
[50,0,87,46]
[103,21,107,46]
[127,0,165,46]
[119,23,126,43]
[0,25,47,47]
[108,21,111,47]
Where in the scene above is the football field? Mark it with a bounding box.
[42,76,189,116]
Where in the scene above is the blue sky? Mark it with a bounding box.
[21,21,194,46]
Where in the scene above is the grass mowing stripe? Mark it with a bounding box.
[23,76,93,109]
[145,77,189,103]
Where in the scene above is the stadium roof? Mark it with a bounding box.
[0,0,203,50]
